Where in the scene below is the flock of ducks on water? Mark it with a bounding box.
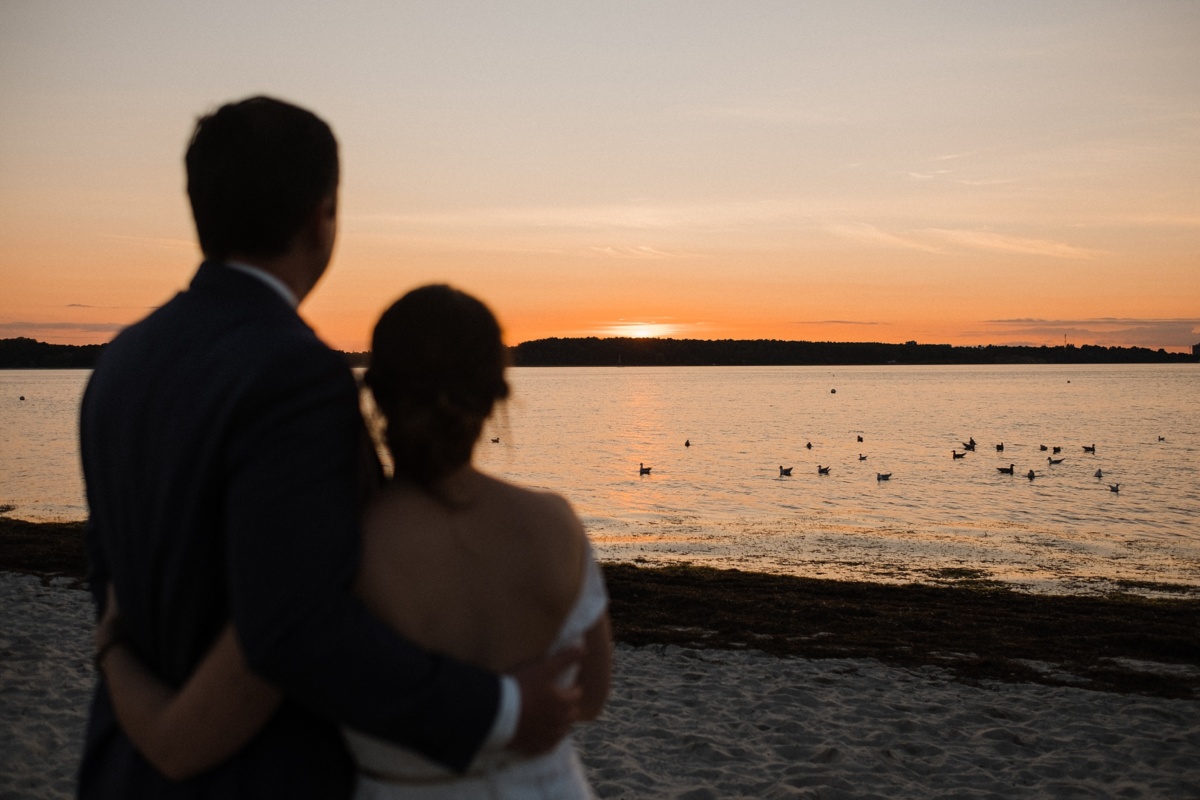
[637,433,1165,493]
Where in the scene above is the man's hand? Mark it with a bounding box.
[508,646,584,756]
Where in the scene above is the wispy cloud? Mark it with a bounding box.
[0,321,126,334]
[925,229,1100,260]
[101,235,195,250]
[980,318,1200,349]
[587,245,685,259]
[357,199,811,234]
[929,152,976,162]
[65,303,153,310]
[906,170,949,181]
[824,222,944,254]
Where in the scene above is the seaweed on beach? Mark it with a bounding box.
[602,562,1200,700]
[0,516,87,585]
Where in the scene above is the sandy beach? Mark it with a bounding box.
[3,569,1199,799]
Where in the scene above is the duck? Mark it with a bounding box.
[817,465,831,475]
[1039,444,1048,451]
[1052,446,1062,454]
[639,463,652,475]
[876,472,892,481]
[1158,436,1165,442]
[806,442,813,450]
[962,441,976,451]
[1026,469,1037,480]
[952,450,965,459]
[857,435,864,443]
[1047,457,1064,465]
[684,439,691,447]
[490,437,500,444]
[997,464,1015,475]
[1094,469,1103,479]
[1083,444,1096,453]
[779,466,792,477]
[1109,483,1120,493]
[859,454,868,461]
[995,443,1004,452]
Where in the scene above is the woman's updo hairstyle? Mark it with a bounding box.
[365,284,510,487]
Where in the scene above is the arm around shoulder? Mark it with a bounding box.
[98,622,281,780]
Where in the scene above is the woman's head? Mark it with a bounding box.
[365,285,509,486]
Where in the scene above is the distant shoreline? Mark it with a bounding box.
[2,336,1196,369]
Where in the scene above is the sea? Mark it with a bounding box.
[3,364,1198,597]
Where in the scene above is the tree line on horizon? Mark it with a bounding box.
[508,337,1196,367]
[1,335,1194,370]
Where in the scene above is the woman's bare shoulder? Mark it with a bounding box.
[483,475,584,535]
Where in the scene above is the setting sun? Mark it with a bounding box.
[598,322,680,339]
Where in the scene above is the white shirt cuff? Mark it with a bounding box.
[482,675,520,752]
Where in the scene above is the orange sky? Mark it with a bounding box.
[2,2,1198,352]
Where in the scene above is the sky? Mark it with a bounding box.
[1,1,1198,352]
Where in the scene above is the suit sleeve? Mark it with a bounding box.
[222,342,499,773]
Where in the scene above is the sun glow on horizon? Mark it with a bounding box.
[596,322,682,339]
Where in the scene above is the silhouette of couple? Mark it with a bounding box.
[80,96,611,799]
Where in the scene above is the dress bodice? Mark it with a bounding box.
[344,541,607,799]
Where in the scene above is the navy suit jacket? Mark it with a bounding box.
[78,261,499,798]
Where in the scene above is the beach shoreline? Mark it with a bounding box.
[4,518,1200,797]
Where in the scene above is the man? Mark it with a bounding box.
[79,96,578,797]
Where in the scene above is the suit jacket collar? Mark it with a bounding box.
[190,260,299,315]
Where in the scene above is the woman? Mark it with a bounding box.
[94,285,612,798]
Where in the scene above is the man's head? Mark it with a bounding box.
[186,96,338,264]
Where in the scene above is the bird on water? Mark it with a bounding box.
[779,466,792,477]
[1047,457,1064,465]
[1109,483,1121,493]
[684,439,690,447]
[952,451,965,459]
[997,464,1015,475]
[639,463,652,475]
[876,472,892,481]
[1083,444,1096,453]
[817,465,831,475]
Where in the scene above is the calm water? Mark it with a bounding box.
[3,365,1199,595]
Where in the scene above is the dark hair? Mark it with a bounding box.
[186,96,338,261]
[365,285,510,487]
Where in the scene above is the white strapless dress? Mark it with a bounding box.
[344,544,608,800]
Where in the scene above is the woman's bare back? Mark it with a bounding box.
[355,466,588,673]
